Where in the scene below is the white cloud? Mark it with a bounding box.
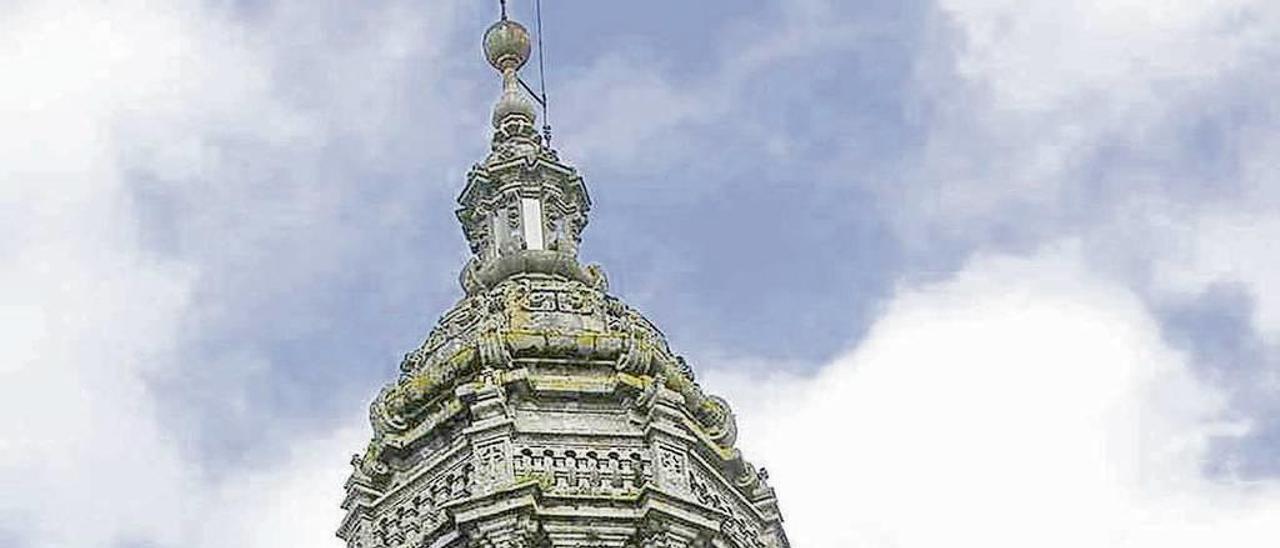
[0,1,449,546]
[709,243,1280,546]
[553,0,867,176]
[938,0,1258,112]
[877,0,1280,424]
[555,53,706,171]
[1154,214,1280,338]
[1,3,203,545]
[883,0,1280,254]
[194,425,364,548]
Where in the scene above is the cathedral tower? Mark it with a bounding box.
[338,10,789,548]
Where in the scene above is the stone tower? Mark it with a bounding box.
[337,10,789,548]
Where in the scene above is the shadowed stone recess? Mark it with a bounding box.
[338,13,790,548]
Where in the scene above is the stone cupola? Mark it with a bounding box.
[337,6,790,548]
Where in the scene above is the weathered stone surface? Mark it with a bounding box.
[337,11,789,548]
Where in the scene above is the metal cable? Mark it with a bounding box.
[534,0,551,144]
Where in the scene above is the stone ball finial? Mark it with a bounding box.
[483,19,531,72]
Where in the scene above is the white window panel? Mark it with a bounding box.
[520,197,545,250]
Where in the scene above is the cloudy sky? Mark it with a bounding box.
[3,0,1279,546]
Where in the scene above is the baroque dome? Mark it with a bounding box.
[338,8,789,548]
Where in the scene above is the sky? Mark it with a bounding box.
[1,0,1279,546]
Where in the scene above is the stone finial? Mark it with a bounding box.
[483,18,530,71]
[483,19,537,128]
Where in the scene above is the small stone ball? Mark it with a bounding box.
[483,19,531,71]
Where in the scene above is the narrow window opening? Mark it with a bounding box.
[520,198,545,250]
